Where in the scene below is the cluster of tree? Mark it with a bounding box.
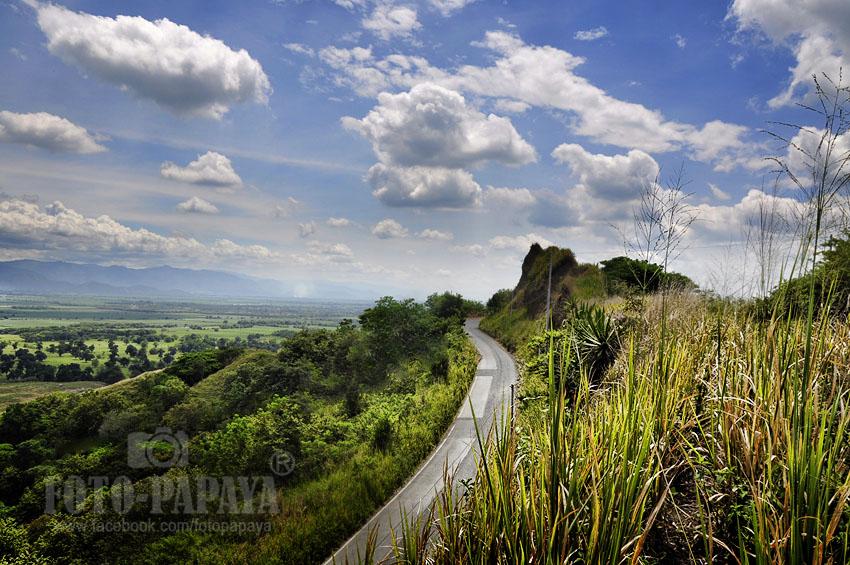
[17,325,166,344]
[599,256,696,293]
[765,230,850,316]
[425,292,486,322]
[0,348,103,382]
[161,347,244,386]
[487,289,513,314]
[178,333,280,353]
[0,332,282,386]
[0,348,54,381]
[91,338,125,384]
[46,339,95,361]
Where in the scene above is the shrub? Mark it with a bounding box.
[371,415,393,452]
[486,288,513,314]
[163,348,243,386]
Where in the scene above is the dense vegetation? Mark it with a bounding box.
[389,290,850,563]
[386,205,850,561]
[600,255,696,293]
[0,294,478,564]
[766,229,850,316]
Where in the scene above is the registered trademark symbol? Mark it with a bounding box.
[269,451,295,476]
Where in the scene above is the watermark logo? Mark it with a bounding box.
[45,475,281,516]
[127,427,189,469]
[45,430,290,521]
[269,451,295,477]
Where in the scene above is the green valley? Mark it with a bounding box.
[0,294,480,563]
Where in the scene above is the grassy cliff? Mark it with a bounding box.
[480,243,606,350]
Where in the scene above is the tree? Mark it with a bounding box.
[600,256,695,293]
[769,228,850,314]
[359,297,441,376]
[620,166,698,292]
[486,289,513,314]
[426,292,467,321]
[107,339,119,365]
[95,363,124,384]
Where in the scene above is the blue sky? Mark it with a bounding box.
[0,0,844,299]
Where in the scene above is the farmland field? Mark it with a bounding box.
[0,379,105,410]
[0,294,369,404]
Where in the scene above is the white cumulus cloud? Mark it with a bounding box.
[0,198,275,262]
[160,151,242,188]
[430,0,476,17]
[34,3,271,119]
[417,228,454,241]
[298,221,317,238]
[283,42,315,56]
[362,3,420,40]
[367,163,482,208]
[306,240,354,259]
[729,0,850,108]
[326,217,352,227]
[0,110,106,154]
[372,218,408,239]
[552,143,659,200]
[344,82,535,208]
[176,196,219,214]
[320,31,751,165]
[343,82,536,169]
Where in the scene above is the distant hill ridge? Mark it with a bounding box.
[0,260,283,298]
[0,260,400,300]
[0,260,380,299]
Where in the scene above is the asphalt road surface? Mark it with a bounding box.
[324,318,517,564]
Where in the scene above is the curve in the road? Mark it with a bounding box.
[325,318,517,564]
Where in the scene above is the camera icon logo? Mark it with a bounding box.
[127,427,189,469]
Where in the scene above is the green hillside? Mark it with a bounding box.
[0,296,478,564]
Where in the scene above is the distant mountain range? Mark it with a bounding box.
[0,260,382,300]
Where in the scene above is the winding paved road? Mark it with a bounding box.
[324,319,517,564]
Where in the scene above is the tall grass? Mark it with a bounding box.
[392,293,850,563]
[383,74,850,564]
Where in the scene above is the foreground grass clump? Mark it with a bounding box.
[397,294,850,564]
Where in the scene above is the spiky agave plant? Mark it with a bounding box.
[568,301,621,383]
